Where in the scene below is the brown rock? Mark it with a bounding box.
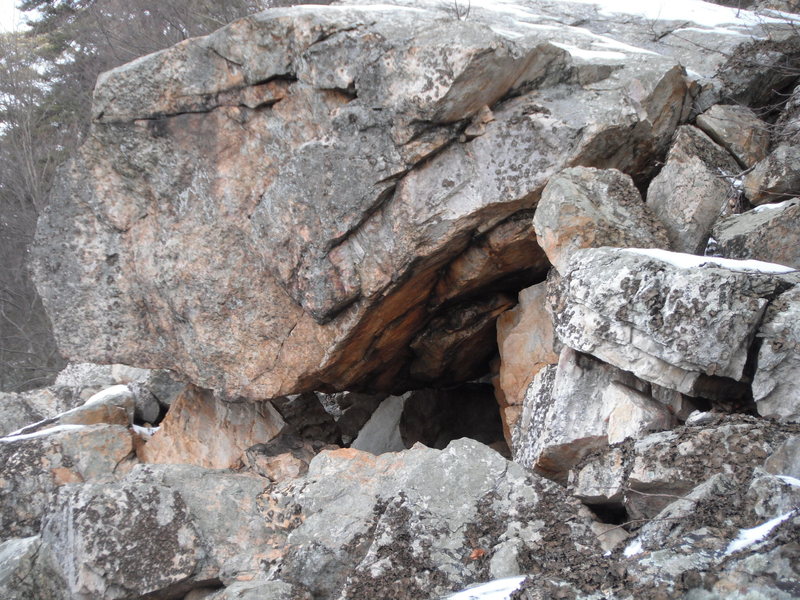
[744,143,800,205]
[533,167,669,274]
[495,282,559,443]
[695,104,769,168]
[139,385,285,468]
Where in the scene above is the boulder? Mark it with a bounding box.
[31,4,693,400]
[549,247,794,395]
[603,382,676,445]
[0,393,48,437]
[512,348,645,482]
[752,285,800,422]
[243,434,331,482]
[711,198,800,269]
[350,394,408,455]
[138,385,285,468]
[744,143,800,205]
[695,104,769,168]
[41,463,279,599]
[646,125,741,254]
[495,282,559,443]
[532,167,669,275]
[207,581,311,600]
[0,424,134,541]
[270,439,611,599]
[763,435,800,479]
[775,81,800,147]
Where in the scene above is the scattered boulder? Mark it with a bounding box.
[533,167,669,274]
[138,385,285,468]
[695,104,769,168]
[0,424,134,541]
[646,125,741,254]
[350,394,408,455]
[752,285,800,422]
[711,198,800,268]
[550,247,794,395]
[744,143,800,205]
[495,282,559,443]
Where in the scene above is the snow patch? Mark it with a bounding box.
[752,199,796,213]
[133,425,159,437]
[445,576,527,599]
[725,511,796,555]
[777,475,800,488]
[624,539,644,557]
[625,248,797,274]
[0,424,86,443]
[550,42,627,61]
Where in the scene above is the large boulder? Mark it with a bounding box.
[695,104,769,169]
[31,3,693,399]
[549,247,796,395]
[744,144,800,205]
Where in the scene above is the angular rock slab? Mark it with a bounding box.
[139,385,285,469]
[269,439,609,599]
[744,143,800,205]
[0,536,66,600]
[753,285,800,422]
[0,424,134,541]
[712,198,800,269]
[550,247,794,395]
[695,104,769,169]
[31,4,692,399]
[533,167,669,274]
[646,125,740,254]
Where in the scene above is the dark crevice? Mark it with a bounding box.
[585,502,630,526]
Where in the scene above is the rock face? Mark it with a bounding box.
[532,167,669,274]
[31,3,694,399]
[550,247,794,395]
[695,104,769,168]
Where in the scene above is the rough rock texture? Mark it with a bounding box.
[139,385,285,468]
[0,424,134,541]
[0,393,49,437]
[744,144,800,205]
[752,286,800,422]
[603,382,676,445]
[775,82,800,147]
[712,198,800,268]
[0,537,66,600]
[646,125,741,254]
[512,348,645,482]
[550,247,793,395]
[533,167,669,274]
[41,463,276,599]
[495,282,559,442]
[31,3,694,399]
[269,439,611,599]
[695,104,769,168]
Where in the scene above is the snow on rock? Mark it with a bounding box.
[625,248,797,274]
[444,576,527,600]
[724,510,797,555]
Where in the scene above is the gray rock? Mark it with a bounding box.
[747,470,800,519]
[271,439,610,599]
[533,167,669,275]
[550,247,791,395]
[763,435,800,479]
[512,348,644,482]
[0,393,47,437]
[0,424,134,541]
[775,82,800,147]
[753,285,800,422]
[571,447,627,506]
[744,143,800,205]
[351,394,407,455]
[712,198,800,269]
[646,125,741,254]
[0,536,66,600]
[695,104,770,169]
[208,581,311,600]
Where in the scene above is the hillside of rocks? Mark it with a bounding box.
[2,0,800,598]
